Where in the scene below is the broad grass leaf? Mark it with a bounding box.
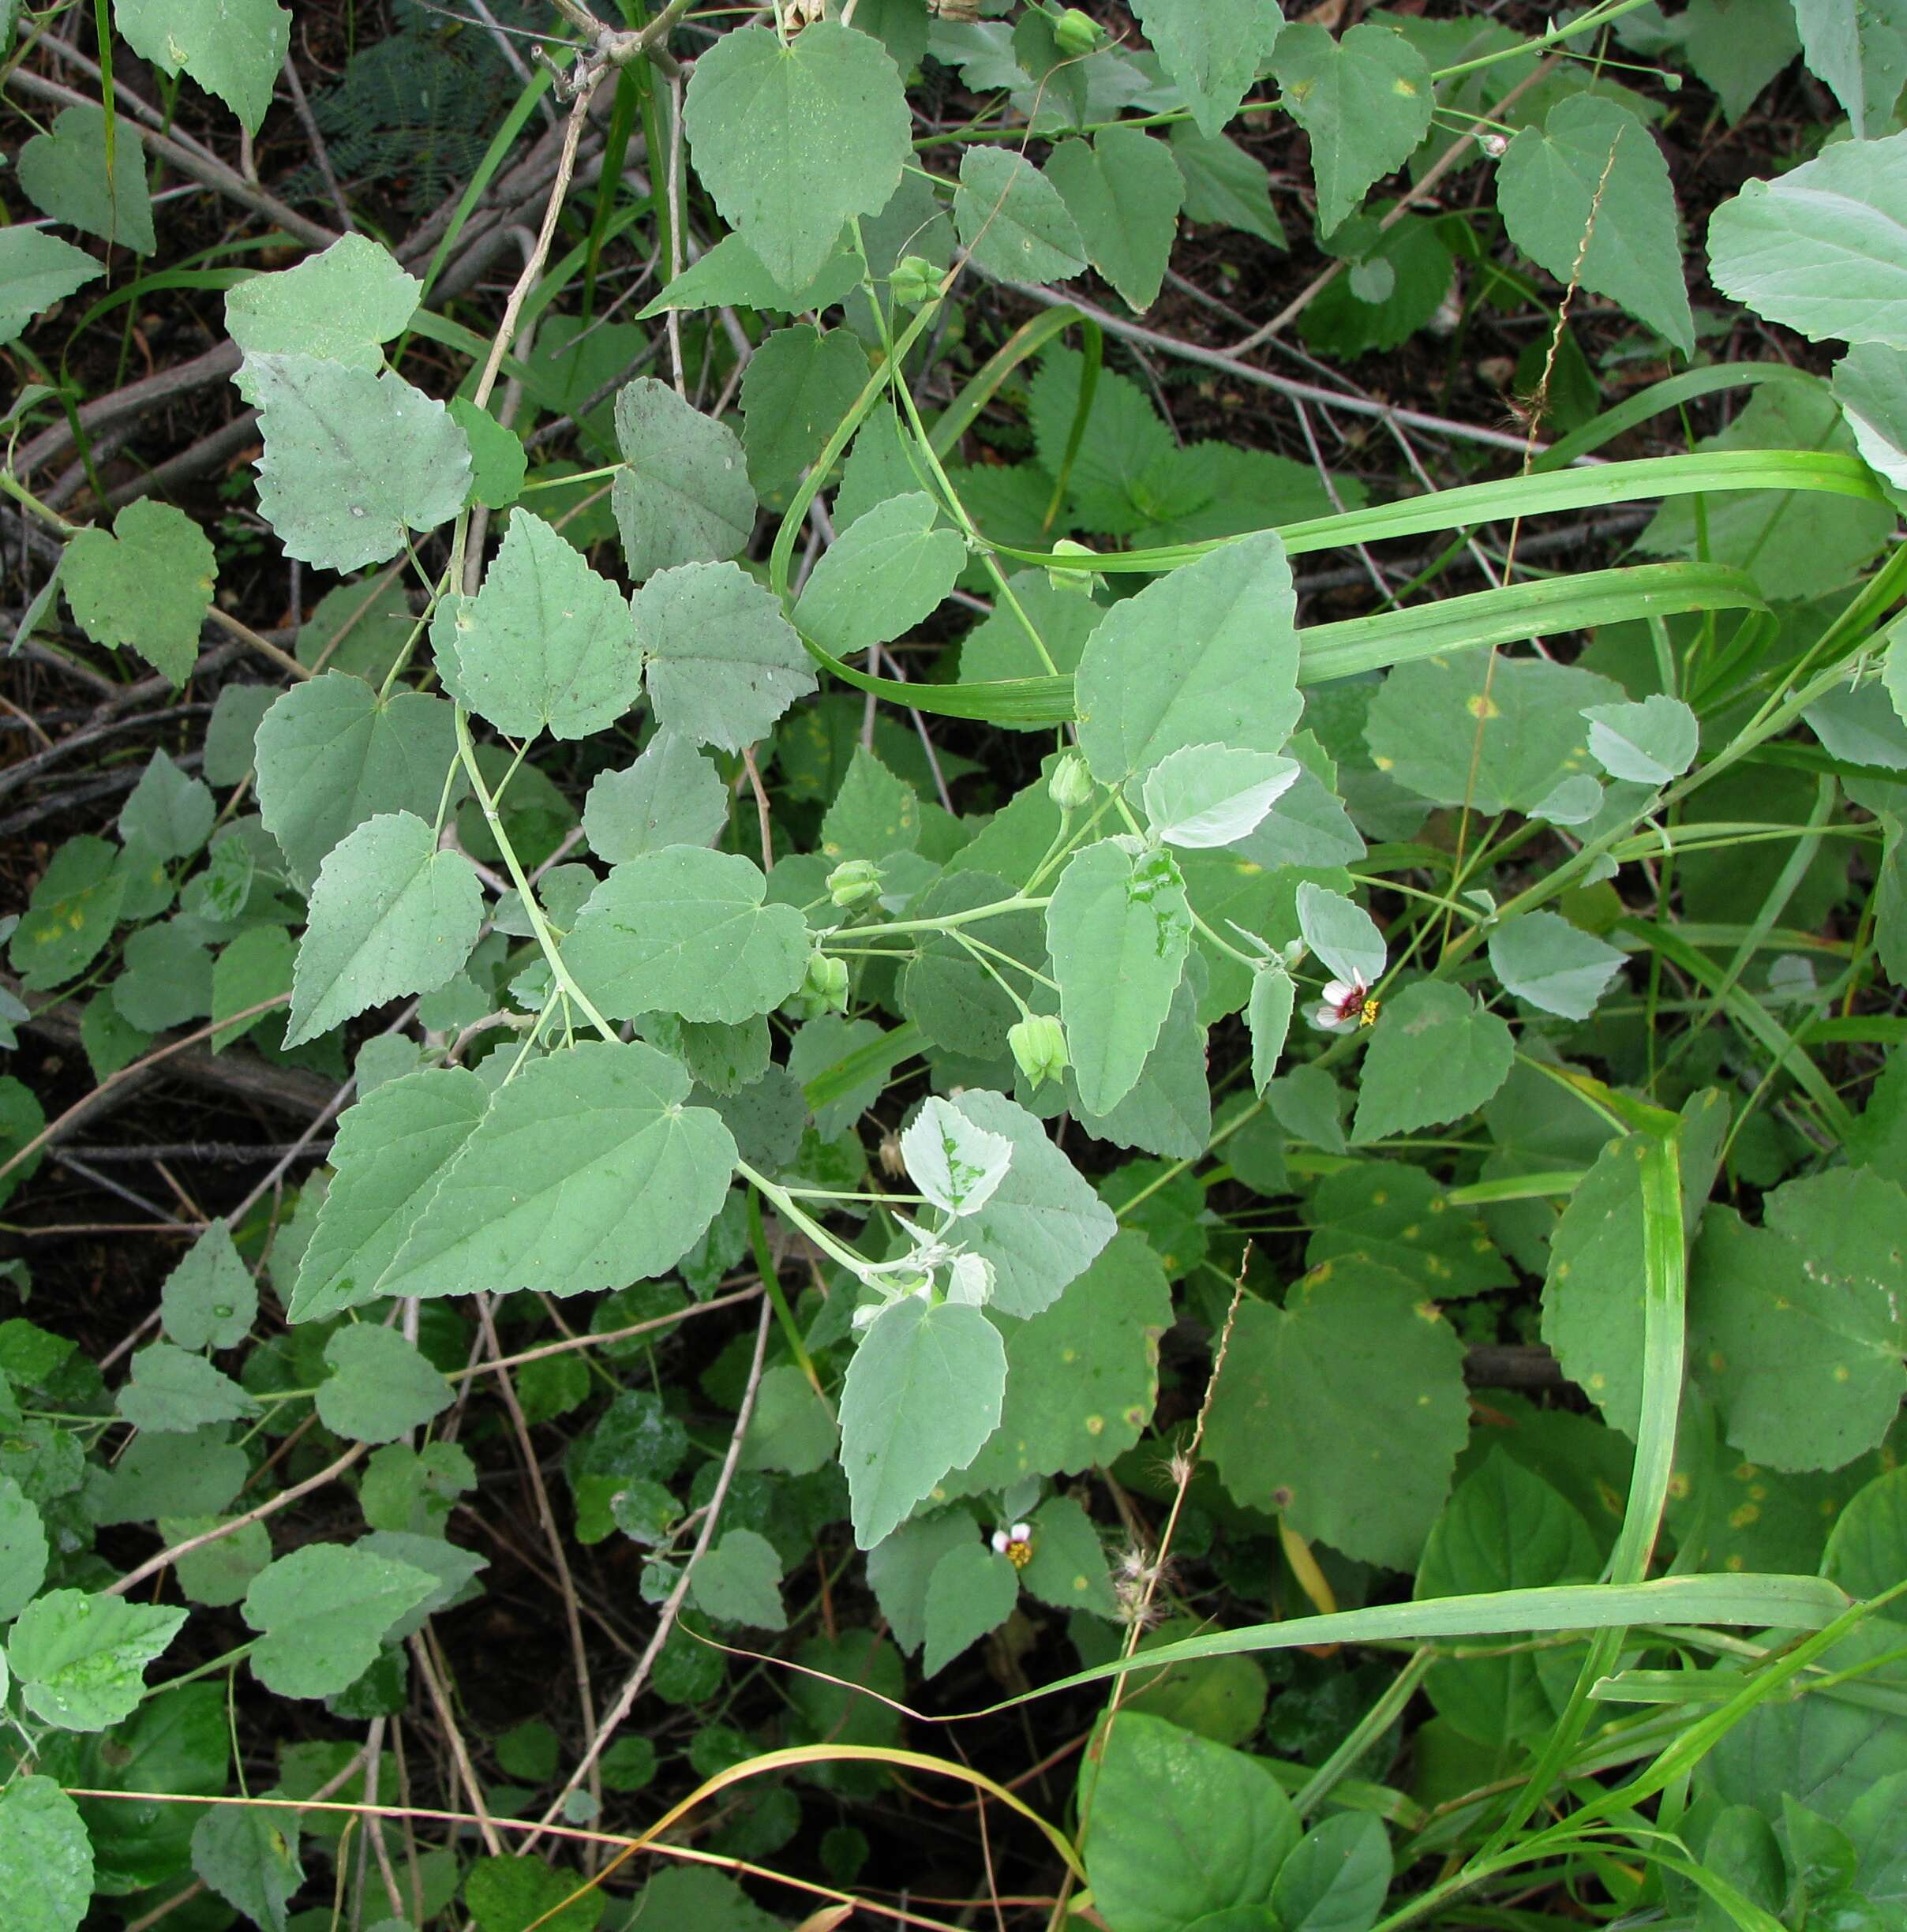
[285,812,483,1046]
[242,1544,437,1699]
[377,1042,737,1301]
[1047,841,1193,1117]
[840,1296,1006,1548]
[1497,95,1693,354]
[681,21,910,290]
[1076,531,1301,781]
[226,233,418,369]
[245,354,471,572]
[566,847,811,1024]
[62,500,215,685]
[1205,1260,1470,1570]
[433,511,641,739]
[1271,24,1433,232]
[612,376,756,581]
[1080,1711,1298,1932]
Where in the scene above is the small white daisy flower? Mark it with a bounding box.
[1310,976,1367,1033]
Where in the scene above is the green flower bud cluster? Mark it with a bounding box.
[1009,1013,1070,1089]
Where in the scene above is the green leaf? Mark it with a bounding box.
[1844,1769,1907,1924]
[211,923,294,1050]
[285,812,483,1047]
[1489,912,1626,1020]
[1272,1814,1394,1932]
[922,1541,1018,1676]
[634,560,818,752]
[9,837,124,991]
[1272,24,1434,233]
[691,1528,787,1631]
[1133,0,1282,139]
[433,511,641,739]
[118,1342,258,1433]
[819,743,920,863]
[379,1042,737,1301]
[901,1095,1013,1219]
[1047,840,1193,1117]
[1081,1711,1299,1932]
[1205,1260,1471,1569]
[1414,1452,1598,1750]
[1076,531,1301,782]
[0,1776,93,1932]
[1364,653,1621,815]
[115,0,290,131]
[638,229,864,318]
[0,1478,50,1623]
[0,228,103,348]
[611,376,756,581]
[954,148,1088,284]
[738,1361,837,1475]
[464,1854,603,1932]
[190,1802,303,1932]
[245,353,472,572]
[448,398,526,510]
[939,1091,1116,1318]
[1045,127,1186,312]
[316,1325,453,1445]
[1792,0,1907,136]
[567,847,811,1024]
[1582,695,1700,784]
[254,673,458,887]
[583,732,728,862]
[1296,881,1387,990]
[867,1513,980,1655]
[226,233,418,366]
[1708,129,1907,348]
[1247,964,1297,1094]
[1171,125,1284,247]
[840,1295,1007,1548]
[296,573,417,682]
[1351,980,1514,1144]
[1141,744,1300,849]
[738,322,868,496]
[62,500,215,685]
[681,20,910,290]
[1825,1465,1907,1599]
[1541,1089,1731,1436]
[1020,1494,1118,1617]
[242,1544,438,1698]
[951,1230,1171,1494]
[7,1589,187,1731]
[1497,95,1693,354]
[792,492,968,659]
[17,106,155,253]
[112,923,213,1034]
[120,748,214,859]
[1834,342,1907,495]
[1689,1172,1907,1471]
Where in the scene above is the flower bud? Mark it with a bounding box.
[1053,6,1100,56]
[827,858,883,908]
[804,952,850,1013]
[889,254,938,307]
[1046,536,1102,597]
[1009,1013,1070,1089]
[1047,751,1094,814]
